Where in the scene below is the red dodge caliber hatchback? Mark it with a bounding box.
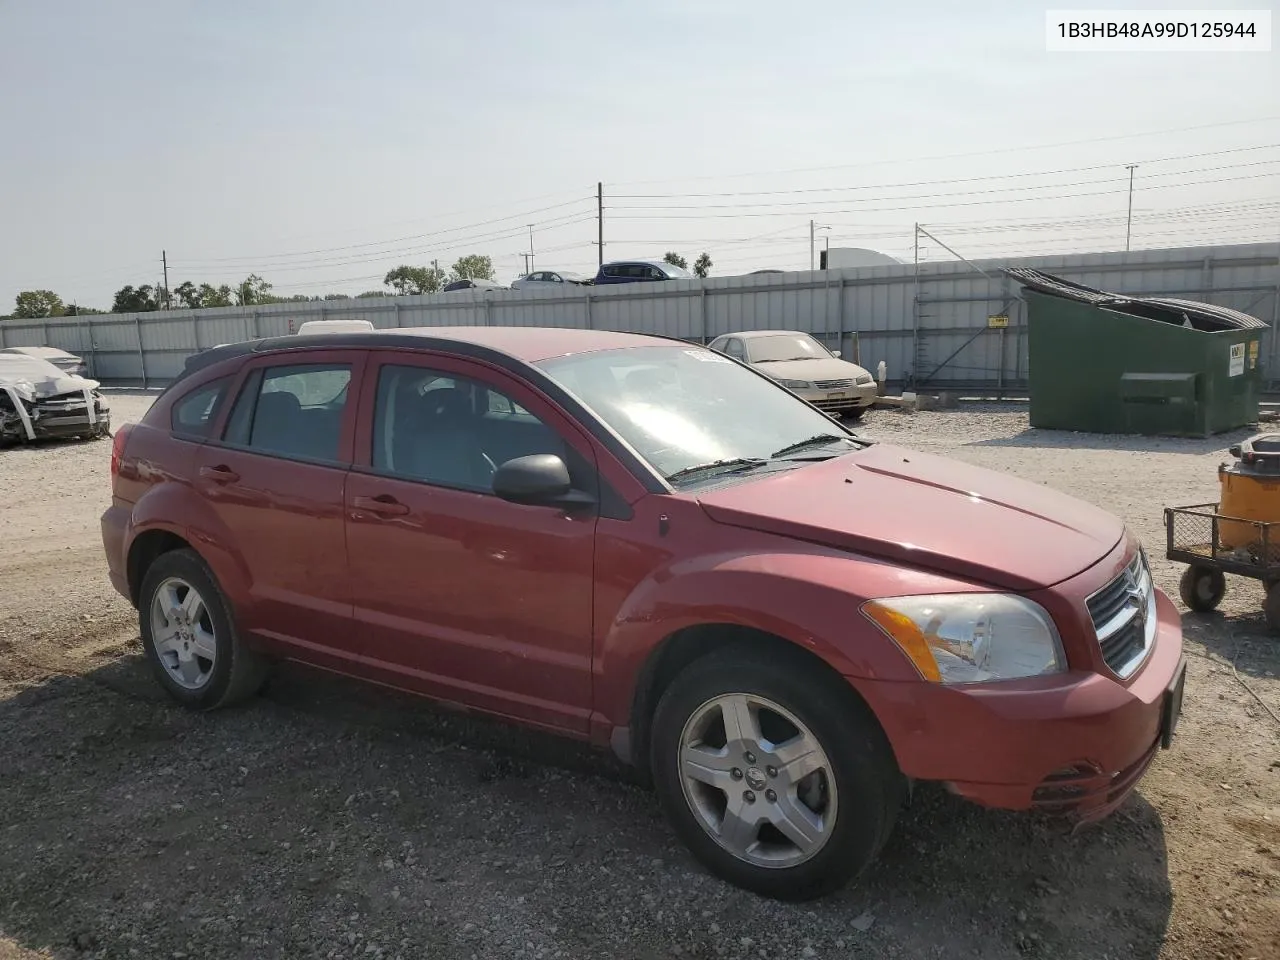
[102,328,1186,900]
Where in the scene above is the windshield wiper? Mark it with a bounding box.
[755,357,812,363]
[665,457,768,483]
[770,433,856,458]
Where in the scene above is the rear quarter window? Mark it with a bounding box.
[170,377,231,439]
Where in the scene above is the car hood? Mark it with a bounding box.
[751,357,870,381]
[697,444,1125,591]
[0,355,100,401]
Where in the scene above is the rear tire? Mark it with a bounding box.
[1178,565,1225,612]
[139,548,269,709]
[649,645,900,901]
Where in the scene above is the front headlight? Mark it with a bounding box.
[777,379,812,390]
[861,594,1065,683]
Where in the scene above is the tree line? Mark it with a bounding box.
[4,249,718,320]
[3,254,498,320]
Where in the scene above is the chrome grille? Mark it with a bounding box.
[1087,549,1155,678]
[814,378,854,389]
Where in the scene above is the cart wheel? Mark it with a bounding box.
[1265,584,1280,633]
[1179,565,1226,612]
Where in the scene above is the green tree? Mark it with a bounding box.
[198,284,234,308]
[450,254,494,281]
[663,252,688,270]
[384,264,442,296]
[323,293,351,301]
[693,252,713,279]
[356,290,387,299]
[112,285,159,313]
[235,274,272,306]
[13,290,64,319]
[173,281,202,308]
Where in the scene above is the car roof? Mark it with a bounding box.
[186,326,683,374]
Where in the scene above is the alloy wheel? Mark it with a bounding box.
[149,576,217,690]
[678,693,838,868]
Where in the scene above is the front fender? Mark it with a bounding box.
[594,548,981,729]
[127,480,251,609]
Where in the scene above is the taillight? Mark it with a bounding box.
[110,423,134,478]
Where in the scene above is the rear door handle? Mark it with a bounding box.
[351,494,410,517]
[199,465,240,484]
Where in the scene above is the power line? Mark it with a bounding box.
[609,113,1280,186]
[610,143,1280,200]
[177,214,597,277]
[176,197,596,266]
[606,161,1280,213]
[606,172,1280,219]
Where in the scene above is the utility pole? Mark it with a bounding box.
[520,253,533,276]
[161,250,169,308]
[809,219,816,271]
[527,224,535,274]
[1125,164,1138,252]
[597,182,604,266]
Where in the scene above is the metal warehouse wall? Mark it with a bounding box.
[3,242,1276,391]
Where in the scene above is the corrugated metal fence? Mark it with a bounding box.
[3,242,1276,391]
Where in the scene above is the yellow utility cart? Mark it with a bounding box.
[1166,433,1280,630]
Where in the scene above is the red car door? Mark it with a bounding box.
[193,350,366,671]
[344,352,599,735]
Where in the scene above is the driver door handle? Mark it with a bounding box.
[351,494,410,517]
[198,464,240,484]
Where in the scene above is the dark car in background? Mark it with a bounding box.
[593,260,694,284]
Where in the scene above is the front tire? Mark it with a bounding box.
[139,548,269,709]
[650,646,901,901]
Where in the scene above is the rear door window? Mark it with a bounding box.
[171,377,231,439]
[222,363,352,463]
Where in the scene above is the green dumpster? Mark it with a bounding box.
[1007,268,1269,437]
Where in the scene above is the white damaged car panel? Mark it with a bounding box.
[0,354,110,443]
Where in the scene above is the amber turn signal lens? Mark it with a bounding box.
[861,601,943,682]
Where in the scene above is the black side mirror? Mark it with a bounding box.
[493,454,594,509]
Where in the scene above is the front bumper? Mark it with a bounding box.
[853,587,1185,821]
[797,381,878,413]
[0,389,110,441]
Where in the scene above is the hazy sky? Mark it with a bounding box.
[1,0,1277,309]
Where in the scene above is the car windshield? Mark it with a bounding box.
[748,333,830,363]
[662,263,693,278]
[537,345,859,484]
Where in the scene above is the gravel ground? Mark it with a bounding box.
[1,392,1277,960]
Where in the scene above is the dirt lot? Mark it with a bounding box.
[1,391,1277,960]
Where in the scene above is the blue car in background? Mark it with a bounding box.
[593,260,695,284]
